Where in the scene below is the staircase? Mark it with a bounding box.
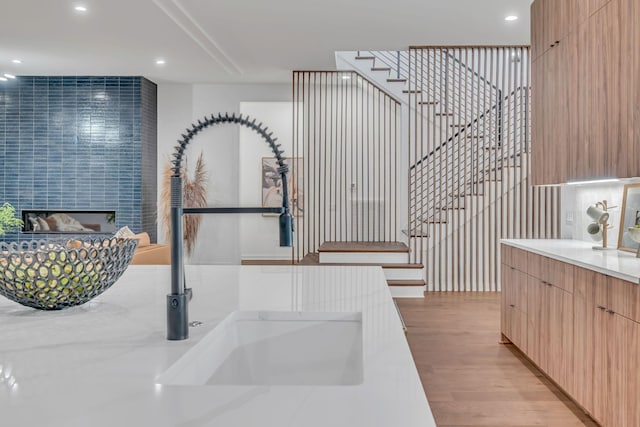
[332,47,546,292]
[301,242,426,297]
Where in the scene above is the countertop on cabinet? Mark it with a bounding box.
[0,265,434,427]
[502,239,640,284]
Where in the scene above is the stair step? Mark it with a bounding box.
[402,229,430,238]
[355,56,375,60]
[403,89,422,94]
[387,78,407,83]
[387,279,425,287]
[382,263,423,269]
[435,112,454,116]
[318,241,409,253]
[419,101,439,105]
[371,67,391,72]
[318,241,409,264]
[450,124,466,127]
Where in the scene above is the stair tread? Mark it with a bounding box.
[419,101,439,105]
[387,279,426,287]
[403,89,422,93]
[355,56,375,60]
[318,241,409,253]
[372,67,391,71]
[402,229,430,237]
[435,112,454,116]
[387,78,407,83]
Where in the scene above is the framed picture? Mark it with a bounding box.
[261,157,304,217]
[617,183,640,252]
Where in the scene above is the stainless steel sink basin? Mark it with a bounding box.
[157,311,363,386]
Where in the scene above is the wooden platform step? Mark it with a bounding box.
[318,241,409,253]
[387,280,426,287]
[388,279,426,297]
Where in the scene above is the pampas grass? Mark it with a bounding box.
[162,152,208,257]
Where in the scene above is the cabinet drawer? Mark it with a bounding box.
[608,276,640,323]
[501,244,512,266]
[511,247,529,272]
[527,252,573,293]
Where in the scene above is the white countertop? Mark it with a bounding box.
[502,239,640,284]
[0,265,435,427]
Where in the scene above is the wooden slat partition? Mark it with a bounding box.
[407,46,560,291]
[292,71,401,262]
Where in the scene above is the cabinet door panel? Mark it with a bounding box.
[610,313,640,427]
[572,268,596,406]
[501,263,512,338]
[511,307,528,353]
[608,276,640,324]
[626,0,640,177]
[527,276,547,370]
[548,285,573,391]
[531,0,547,60]
[587,0,626,179]
[592,306,609,425]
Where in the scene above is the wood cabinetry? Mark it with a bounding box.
[501,243,640,427]
[530,0,638,184]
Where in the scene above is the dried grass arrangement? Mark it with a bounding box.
[162,152,208,256]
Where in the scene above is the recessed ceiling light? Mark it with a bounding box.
[74,5,88,12]
[505,15,518,21]
[11,59,21,64]
[3,74,15,79]
[155,59,166,65]
[0,77,7,82]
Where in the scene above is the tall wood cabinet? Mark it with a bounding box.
[501,243,640,427]
[530,0,638,185]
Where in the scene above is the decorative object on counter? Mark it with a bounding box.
[586,200,615,250]
[617,183,640,253]
[167,113,294,341]
[0,237,138,310]
[586,222,603,242]
[161,152,208,257]
[0,202,23,236]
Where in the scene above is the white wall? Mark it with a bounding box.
[157,83,290,264]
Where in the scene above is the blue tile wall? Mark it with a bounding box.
[0,76,157,242]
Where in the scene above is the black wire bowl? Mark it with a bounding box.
[0,237,138,310]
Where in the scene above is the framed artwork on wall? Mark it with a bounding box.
[617,183,640,252]
[261,157,303,217]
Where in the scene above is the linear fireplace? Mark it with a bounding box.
[22,210,117,234]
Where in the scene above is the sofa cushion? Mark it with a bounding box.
[133,232,151,247]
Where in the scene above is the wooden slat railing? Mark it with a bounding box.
[292,71,402,262]
[407,47,560,291]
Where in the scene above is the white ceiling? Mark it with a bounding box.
[0,0,531,84]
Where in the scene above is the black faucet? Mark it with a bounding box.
[167,113,294,341]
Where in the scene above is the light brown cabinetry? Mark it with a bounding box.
[530,0,638,184]
[501,243,640,427]
[501,247,528,351]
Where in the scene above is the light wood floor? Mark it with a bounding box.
[396,293,598,427]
